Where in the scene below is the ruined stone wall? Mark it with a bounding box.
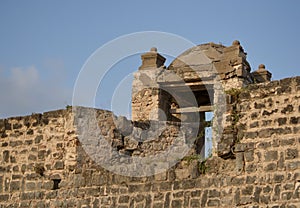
[1,77,300,207]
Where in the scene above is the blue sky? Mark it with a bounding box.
[1,1,300,118]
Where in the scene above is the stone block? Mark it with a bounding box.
[245,131,258,139]
[191,190,201,197]
[190,199,201,207]
[171,199,183,208]
[246,176,256,184]
[159,182,172,191]
[260,195,271,204]
[118,195,129,203]
[241,186,253,195]
[2,150,9,163]
[253,187,262,203]
[21,192,35,200]
[153,171,167,181]
[277,117,287,126]
[35,191,45,200]
[128,183,150,193]
[28,154,37,161]
[239,196,252,205]
[250,121,259,128]
[286,148,298,160]
[273,174,284,183]
[282,191,293,200]
[73,175,85,188]
[24,140,33,145]
[153,203,164,208]
[207,189,220,199]
[290,117,300,124]
[45,190,57,199]
[9,180,20,192]
[42,181,53,190]
[25,182,35,191]
[258,129,273,138]
[286,161,300,170]
[235,152,244,172]
[117,205,129,208]
[9,140,23,147]
[164,192,171,208]
[264,151,278,162]
[263,185,272,194]
[1,142,8,147]
[261,120,272,126]
[207,199,220,207]
[0,194,9,201]
[86,187,101,197]
[19,201,31,208]
[264,163,277,171]
[153,192,164,201]
[231,177,245,186]
[280,138,295,146]
[35,135,43,144]
[244,150,254,162]
[272,184,281,201]
[175,168,191,180]
[13,123,22,129]
[182,180,196,189]
[54,161,64,170]
[283,183,294,190]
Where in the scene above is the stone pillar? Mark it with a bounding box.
[219,40,253,90]
[212,77,227,156]
[252,64,272,83]
[131,48,166,121]
[139,47,166,70]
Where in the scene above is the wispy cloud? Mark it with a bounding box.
[0,65,72,118]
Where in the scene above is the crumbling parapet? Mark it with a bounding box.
[131,40,273,159]
[132,40,258,121]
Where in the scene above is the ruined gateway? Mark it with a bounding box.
[0,41,299,207]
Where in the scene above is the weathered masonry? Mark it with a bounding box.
[132,41,272,157]
[0,41,300,207]
[132,41,271,122]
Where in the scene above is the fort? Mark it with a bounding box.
[0,41,300,207]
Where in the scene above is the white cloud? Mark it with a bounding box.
[10,66,39,89]
[0,65,72,118]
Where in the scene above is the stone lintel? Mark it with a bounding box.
[170,105,213,114]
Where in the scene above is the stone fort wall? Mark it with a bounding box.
[0,77,300,207]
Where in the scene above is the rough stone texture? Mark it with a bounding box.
[1,42,300,207]
[131,42,255,122]
[1,75,300,207]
